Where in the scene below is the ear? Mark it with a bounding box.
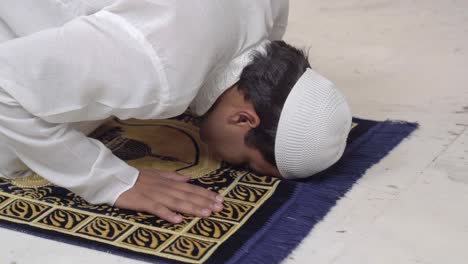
[228,109,260,129]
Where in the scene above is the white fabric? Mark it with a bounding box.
[0,87,138,204]
[0,19,16,42]
[275,68,353,179]
[0,0,289,205]
[0,0,114,37]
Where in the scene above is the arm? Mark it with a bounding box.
[0,4,223,222]
[0,9,155,204]
[0,87,139,205]
[0,88,224,223]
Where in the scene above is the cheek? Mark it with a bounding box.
[221,142,248,165]
[207,135,242,164]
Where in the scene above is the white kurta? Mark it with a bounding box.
[0,0,289,205]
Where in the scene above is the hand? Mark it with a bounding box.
[115,169,224,223]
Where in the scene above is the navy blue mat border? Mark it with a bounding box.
[0,118,418,264]
[226,119,419,264]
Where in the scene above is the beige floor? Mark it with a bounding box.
[1,0,467,263]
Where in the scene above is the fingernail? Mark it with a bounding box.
[200,209,211,216]
[215,195,224,202]
[173,215,182,223]
[213,203,223,211]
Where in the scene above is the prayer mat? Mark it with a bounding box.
[0,114,418,264]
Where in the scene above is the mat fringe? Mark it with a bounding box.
[226,120,419,264]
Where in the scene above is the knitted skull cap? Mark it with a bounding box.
[274,68,352,179]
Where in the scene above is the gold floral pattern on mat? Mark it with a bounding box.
[0,116,281,263]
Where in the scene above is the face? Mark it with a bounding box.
[199,88,282,178]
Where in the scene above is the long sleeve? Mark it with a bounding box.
[0,3,168,205]
[0,18,15,42]
[0,87,139,205]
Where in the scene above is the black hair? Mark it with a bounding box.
[237,40,310,166]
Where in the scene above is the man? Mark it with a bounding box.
[0,0,352,224]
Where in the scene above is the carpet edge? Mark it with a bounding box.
[229,120,419,264]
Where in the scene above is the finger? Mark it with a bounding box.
[171,181,224,202]
[156,176,223,202]
[147,204,183,224]
[162,195,212,218]
[142,169,191,182]
[159,171,191,182]
[172,190,224,212]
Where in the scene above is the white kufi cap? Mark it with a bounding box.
[275,68,352,179]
